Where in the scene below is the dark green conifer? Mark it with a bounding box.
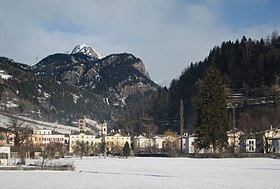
[194,64,229,153]
[123,141,130,158]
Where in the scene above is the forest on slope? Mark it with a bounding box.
[119,31,280,136]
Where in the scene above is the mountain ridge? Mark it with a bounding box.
[0,47,159,125]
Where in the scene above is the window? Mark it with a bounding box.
[248,140,254,145]
[0,153,8,159]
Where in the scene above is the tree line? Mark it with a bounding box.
[118,31,280,148]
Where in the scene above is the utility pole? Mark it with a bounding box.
[232,103,237,153]
[179,99,184,154]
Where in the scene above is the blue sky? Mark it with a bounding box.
[222,1,280,28]
[0,0,280,86]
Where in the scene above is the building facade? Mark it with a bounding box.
[30,129,65,146]
[0,146,10,165]
[104,133,130,153]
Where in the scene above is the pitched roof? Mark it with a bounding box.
[106,132,129,137]
[0,127,10,132]
[71,130,94,135]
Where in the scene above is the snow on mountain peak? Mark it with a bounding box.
[70,44,103,59]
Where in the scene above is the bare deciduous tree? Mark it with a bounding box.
[41,142,64,166]
[144,124,158,138]
[72,141,93,158]
[7,118,33,164]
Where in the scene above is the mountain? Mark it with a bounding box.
[33,51,158,111]
[70,44,103,59]
[0,45,158,125]
[119,32,280,135]
[0,57,111,124]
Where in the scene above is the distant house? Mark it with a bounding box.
[162,135,177,149]
[0,146,10,165]
[69,130,95,154]
[0,127,11,165]
[246,138,256,152]
[30,128,65,146]
[227,130,244,153]
[104,133,131,147]
[69,118,96,154]
[102,132,131,154]
[185,135,213,154]
[153,136,163,149]
[134,135,149,149]
[272,138,280,154]
[134,135,163,153]
[185,135,223,154]
[0,127,13,146]
[186,135,196,154]
[261,127,280,153]
[240,135,256,153]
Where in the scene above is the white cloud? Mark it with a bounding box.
[0,0,279,86]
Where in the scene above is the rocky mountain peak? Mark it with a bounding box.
[70,44,103,59]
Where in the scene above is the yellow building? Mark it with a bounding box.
[104,133,131,153]
[0,127,13,146]
[69,119,96,153]
[69,130,95,153]
[95,136,102,146]
[227,130,244,153]
[263,127,280,153]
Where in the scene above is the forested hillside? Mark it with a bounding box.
[119,31,280,135]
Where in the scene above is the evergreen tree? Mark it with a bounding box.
[123,141,130,158]
[194,64,229,153]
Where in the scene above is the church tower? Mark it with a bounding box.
[77,119,86,132]
[101,122,108,135]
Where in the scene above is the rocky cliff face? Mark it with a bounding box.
[34,50,158,109]
[70,44,103,59]
[0,46,158,124]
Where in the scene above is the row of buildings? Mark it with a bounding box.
[1,118,280,165]
[0,119,132,165]
[135,127,280,155]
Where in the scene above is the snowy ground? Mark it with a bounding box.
[0,157,279,189]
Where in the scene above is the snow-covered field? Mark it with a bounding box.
[0,157,279,189]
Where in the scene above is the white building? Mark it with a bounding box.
[134,135,163,151]
[186,136,196,154]
[30,128,65,146]
[0,146,10,165]
[245,138,256,153]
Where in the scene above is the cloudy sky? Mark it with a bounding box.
[0,0,280,86]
